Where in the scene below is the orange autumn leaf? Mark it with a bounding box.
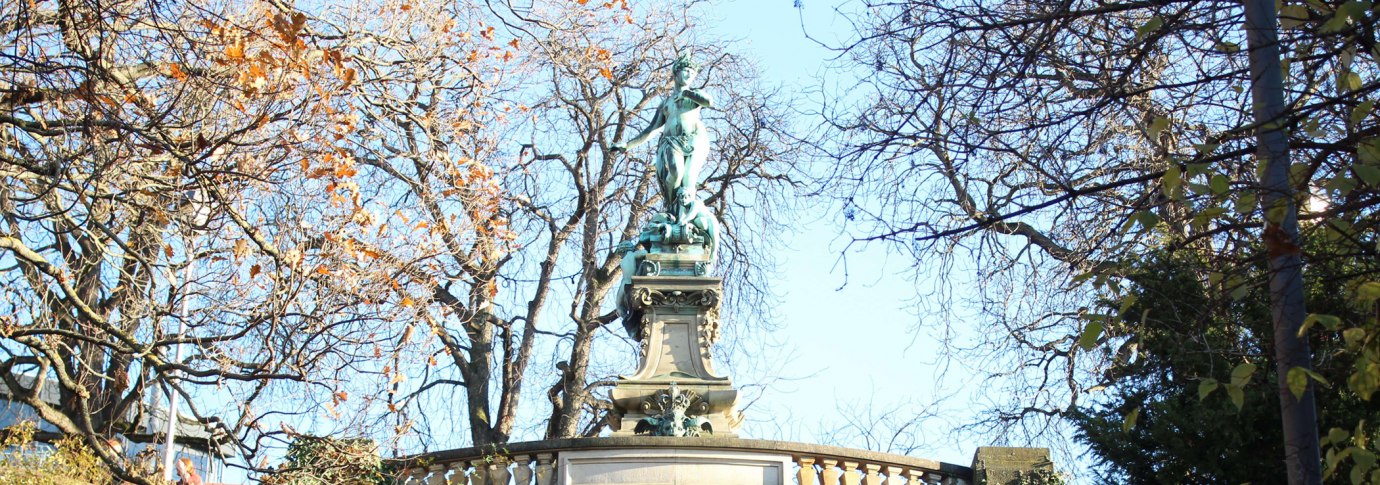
[167,63,189,81]
[340,68,356,88]
[225,41,245,61]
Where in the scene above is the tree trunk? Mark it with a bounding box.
[1243,1,1321,482]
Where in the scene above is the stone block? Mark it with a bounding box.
[970,447,1057,485]
[558,448,789,485]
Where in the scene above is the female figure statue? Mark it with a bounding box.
[612,54,714,223]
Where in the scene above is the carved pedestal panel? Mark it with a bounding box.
[610,272,742,437]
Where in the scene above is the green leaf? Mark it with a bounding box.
[1356,281,1380,304]
[1197,207,1227,220]
[1357,420,1370,449]
[1232,362,1258,386]
[1352,100,1374,126]
[1188,182,1211,196]
[1138,210,1161,230]
[1304,117,1324,137]
[1355,164,1380,186]
[1071,271,1095,285]
[1341,45,1356,70]
[1353,448,1376,483]
[1359,138,1380,165]
[1228,384,1245,410]
[1122,406,1140,433]
[1288,367,1309,400]
[1303,368,1331,388]
[1163,165,1182,197]
[1230,282,1251,301]
[1330,428,1352,446]
[1265,197,1290,225]
[1321,1,1368,33]
[1135,16,1164,40]
[1118,294,1138,315]
[1214,41,1240,53]
[1343,328,1366,350]
[1299,313,1343,337]
[1148,116,1171,139]
[1199,378,1219,400]
[1290,163,1312,188]
[1325,173,1358,196]
[1234,192,1257,215]
[1280,4,1310,29]
[1325,219,1355,243]
[1194,142,1220,155]
[1208,272,1224,286]
[1339,71,1362,92]
[1209,174,1229,196]
[1080,320,1104,351]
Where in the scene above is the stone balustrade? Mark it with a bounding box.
[396,437,972,485]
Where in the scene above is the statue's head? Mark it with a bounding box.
[672,53,697,85]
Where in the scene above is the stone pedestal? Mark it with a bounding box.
[971,447,1056,485]
[610,252,742,437]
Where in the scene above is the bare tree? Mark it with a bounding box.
[319,0,802,449]
[811,0,1378,479]
[0,0,419,481]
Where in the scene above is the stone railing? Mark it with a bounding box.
[395,437,972,485]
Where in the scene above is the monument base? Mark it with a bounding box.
[558,448,790,485]
[609,257,743,437]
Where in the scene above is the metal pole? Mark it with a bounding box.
[162,242,194,482]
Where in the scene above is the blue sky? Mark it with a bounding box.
[707,0,983,466]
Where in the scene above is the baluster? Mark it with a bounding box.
[468,460,488,485]
[883,466,904,485]
[862,463,882,485]
[408,466,429,485]
[903,469,925,485]
[456,463,471,485]
[490,461,512,485]
[426,464,447,485]
[796,456,818,485]
[841,461,861,485]
[534,453,556,485]
[820,459,841,485]
[513,454,534,485]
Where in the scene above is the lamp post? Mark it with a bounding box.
[163,185,212,482]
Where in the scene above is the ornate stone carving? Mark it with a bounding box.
[633,383,712,437]
[700,307,721,348]
[693,261,709,276]
[638,259,661,277]
[629,288,719,311]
